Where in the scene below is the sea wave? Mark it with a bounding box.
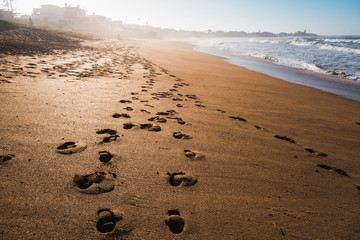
[196,37,360,82]
[319,44,360,54]
[249,52,359,80]
[323,38,360,44]
[276,57,326,73]
[246,52,268,59]
[248,38,282,44]
[244,52,326,73]
[290,40,316,46]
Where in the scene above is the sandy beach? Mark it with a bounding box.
[1,30,360,239]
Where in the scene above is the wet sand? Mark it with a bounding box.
[196,45,360,102]
[1,37,360,239]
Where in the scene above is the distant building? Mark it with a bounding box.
[294,30,316,37]
[32,4,86,30]
[0,10,14,21]
[112,21,123,28]
[86,13,111,32]
[29,4,114,32]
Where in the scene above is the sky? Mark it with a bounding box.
[3,0,360,35]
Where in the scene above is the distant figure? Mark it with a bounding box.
[29,17,33,26]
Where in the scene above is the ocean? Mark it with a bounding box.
[195,36,360,102]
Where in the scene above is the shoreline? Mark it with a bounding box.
[195,42,360,102]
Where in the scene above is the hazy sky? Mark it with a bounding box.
[5,0,360,35]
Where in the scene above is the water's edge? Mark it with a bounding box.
[195,45,360,103]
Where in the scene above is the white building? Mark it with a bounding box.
[32,4,86,30]
[0,10,14,21]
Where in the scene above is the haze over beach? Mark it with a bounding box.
[10,0,360,35]
[1,1,360,239]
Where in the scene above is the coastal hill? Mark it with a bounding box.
[0,20,93,54]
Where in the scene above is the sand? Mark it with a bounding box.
[0,36,359,239]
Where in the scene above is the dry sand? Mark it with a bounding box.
[0,36,359,239]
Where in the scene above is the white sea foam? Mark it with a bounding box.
[319,44,360,54]
[290,40,315,46]
[275,57,325,73]
[248,38,282,44]
[245,52,268,59]
[323,38,360,43]
[196,36,360,82]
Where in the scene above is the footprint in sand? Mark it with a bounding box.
[185,94,198,100]
[140,123,161,132]
[195,103,206,108]
[0,154,15,163]
[173,132,192,140]
[96,209,117,233]
[274,135,296,144]
[305,148,328,157]
[176,104,183,108]
[123,122,161,131]
[317,164,349,177]
[112,113,131,119]
[167,172,197,186]
[148,116,167,123]
[156,110,177,116]
[0,79,15,83]
[255,126,266,131]
[152,91,174,99]
[184,149,205,160]
[73,171,116,194]
[96,209,132,234]
[165,210,185,234]
[216,109,226,113]
[56,141,87,154]
[123,107,134,111]
[99,151,113,163]
[167,117,186,125]
[27,63,37,66]
[123,123,136,129]
[229,116,247,122]
[96,129,119,143]
[101,135,119,143]
[141,109,151,114]
[96,129,117,135]
[119,100,132,103]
